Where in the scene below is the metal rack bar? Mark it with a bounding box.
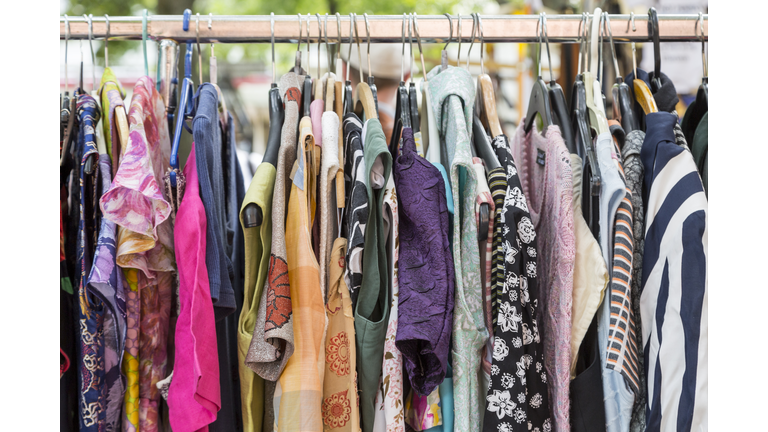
[60,13,707,44]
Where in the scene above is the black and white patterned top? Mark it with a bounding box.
[342,113,368,309]
[483,134,552,432]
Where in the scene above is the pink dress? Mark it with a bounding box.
[509,122,575,432]
[168,143,221,431]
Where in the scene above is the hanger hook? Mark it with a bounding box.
[64,14,70,94]
[84,14,95,92]
[324,13,332,71]
[347,13,354,81]
[412,13,427,82]
[401,13,407,83]
[603,13,621,79]
[364,13,372,80]
[408,14,413,83]
[209,13,215,58]
[456,15,462,66]
[316,13,322,78]
[466,13,476,69]
[535,14,542,78]
[104,15,110,69]
[698,12,707,78]
[336,13,342,60]
[196,13,203,84]
[540,12,553,82]
[628,12,636,32]
[476,13,485,75]
[306,14,311,65]
[142,9,149,77]
[443,13,453,52]
[353,14,363,83]
[296,13,303,71]
[576,13,585,75]
[271,13,276,84]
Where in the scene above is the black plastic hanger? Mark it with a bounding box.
[390,14,411,152]
[523,15,553,135]
[408,14,421,134]
[648,8,663,93]
[684,13,708,142]
[540,13,577,154]
[243,13,283,228]
[603,13,637,133]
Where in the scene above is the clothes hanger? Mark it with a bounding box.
[82,14,98,175]
[441,13,452,71]
[456,14,462,67]
[292,14,306,75]
[207,14,230,121]
[684,13,708,140]
[584,9,609,136]
[102,14,130,159]
[363,14,379,113]
[335,13,346,233]
[408,13,424,135]
[602,12,637,133]
[630,14,658,115]
[471,14,501,170]
[302,14,313,118]
[648,8,663,92]
[314,13,325,102]
[474,13,504,141]
[523,14,554,136]
[352,13,377,120]
[390,14,412,153]
[60,15,75,166]
[343,13,354,115]
[169,9,197,188]
[538,12,576,153]
[322,13,336,112]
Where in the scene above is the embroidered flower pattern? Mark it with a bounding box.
[326,332,351,376]
[493,338,510,361]
[498,303,522,333]
[517,216,536,244]
[487,390,516,420]
[530,393,543,409]
[500,373,515,389]
[322,390,352,428]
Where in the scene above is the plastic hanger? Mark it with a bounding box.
[629,17,658,115]
[408,12,426,133]
[363,14,379,113]
[602,12,637,133]
[243,13,284,228]
[523,14,553,135]
[334,13,346,228]
[60,15,76,166]
[343,13,354,115]
[684,13,708,140]
[168,9,197,188]
[569,13,588,159]
[538,13,576,154]
[390,14,411,152]
[648,8,662,92]
[584,9,609,136]
[352,13,377,120]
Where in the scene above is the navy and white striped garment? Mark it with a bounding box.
[640,112,708,432]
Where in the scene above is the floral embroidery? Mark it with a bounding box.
[517,217,536,244]
[493,339,509,361]
[322,390,352,428]
[498,303,522,333]
[500,373,515,389]
[326,332,351,376]
[530,393,543,409]
[265,255,292,331]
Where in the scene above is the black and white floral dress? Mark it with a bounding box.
[483,135,552,432]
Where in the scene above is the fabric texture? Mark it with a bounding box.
[508,122,575,432]
[356,118,393,432]
[320,112,341,296]
[392,127,454,397]
[245,72,300,386]
[691,112,708,195]
[568,154,609,378]
[324,238,361,432]
[640,112,708,432]
[473,157,495,382]
[98,67,126,169]
[342,113,368,309]
[168,143,221,432]
[238,162,277,432]
[193,83,236,319]
[483,134,552,432]
[372,174,405,432]
[275,116,326,432]
[426,65,486,432]
[100,76,175,432]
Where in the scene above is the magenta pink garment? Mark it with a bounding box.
[168,142,221,432]
[310,99,324,146]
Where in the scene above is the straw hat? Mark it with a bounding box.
[340,43,417,80]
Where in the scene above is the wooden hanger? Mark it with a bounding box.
[473,15,503,138]
[351,14,377,120]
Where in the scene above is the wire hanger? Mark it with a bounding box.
[104,15,110,69]
[465,14,475,70]
[208,14,217,85]
[456,14,462,66]
[523,14,553,136]
[142,10,149,77]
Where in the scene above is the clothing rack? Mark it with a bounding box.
[60,13,707,44]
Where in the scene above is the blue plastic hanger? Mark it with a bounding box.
[168,9,196,188]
